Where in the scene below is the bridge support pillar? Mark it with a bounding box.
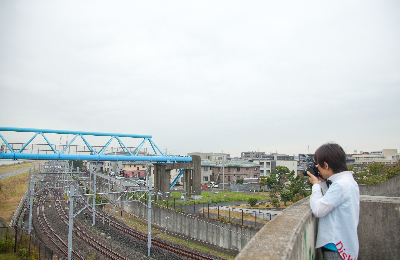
[154,155,201,199]
[154,164,171,193]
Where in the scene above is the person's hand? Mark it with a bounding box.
[307,171,322,185]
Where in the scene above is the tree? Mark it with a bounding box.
[269,184,282,200]
[271,198,280,208]
[259,176,268,189]
[247,198,258,207]
[350,163,395,185]
[287,175,308,199]
[236,179,244,184]
[69,160,84,171]
[280,190,293,206]
[266,173,278,189]
[275,166,291,186]
[386,163,400,180]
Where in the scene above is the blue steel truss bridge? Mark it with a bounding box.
[0,127,192,163]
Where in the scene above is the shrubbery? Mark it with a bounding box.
[349,162,400,185]
[247,198,258,207]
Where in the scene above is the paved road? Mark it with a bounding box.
[0,166,37,180]
[175,199,282,217]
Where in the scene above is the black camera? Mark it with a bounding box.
[303,161,322,178]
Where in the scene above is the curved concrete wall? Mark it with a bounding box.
[359,174,400,197]
[235,195,400,260]
[235,198,321,260]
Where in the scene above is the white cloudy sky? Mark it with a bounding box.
[0,1,399,157]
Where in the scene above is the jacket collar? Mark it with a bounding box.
[328,171,353,182]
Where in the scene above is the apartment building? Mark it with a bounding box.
[200,159,218,184]
[103,161,123,174]
[241,151,267,160]
[251,153,297,177]
[122,161,150,178]
[83,161,103,173]
[187,152,229,163]
[351,149,398,165]
[210,159,260,184]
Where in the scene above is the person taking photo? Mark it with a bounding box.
[307,143,360,260]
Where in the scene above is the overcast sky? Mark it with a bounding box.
[0,1,399,157]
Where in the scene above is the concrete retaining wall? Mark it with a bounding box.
[235,196,400,260]
[235,198,321,260]
[358,196,400,260]
[100,185,258,252]
[120,199,258,251]
[359,174,400,197]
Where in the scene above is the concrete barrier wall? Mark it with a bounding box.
[235,196,400,260]
[358,196,400,260]
[235,198,321,260]
[101,187,258,252]
[359,174,400,197]
[120,199,258,251]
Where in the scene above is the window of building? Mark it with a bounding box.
[228,168,231,172]
[254,175,258,178]
[246,168,249,170]
[237,167,240,172]
[254,167,257,171]
[218,176,220,181]
[204,176,208,181]
[228,176,231,181]
[137,167,139,170]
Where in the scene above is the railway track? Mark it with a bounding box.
[36,190,85,260]
[32,174,220,260]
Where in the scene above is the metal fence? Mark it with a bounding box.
[0,226,61,260]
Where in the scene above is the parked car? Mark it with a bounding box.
[137,180,146,185]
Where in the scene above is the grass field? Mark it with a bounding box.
[158,190,272,205]
[0,161,41,225]
[0,161,42,175]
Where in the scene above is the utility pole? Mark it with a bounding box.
[68,185,74,260]
[147,177,153,257]
[222,156,225,191]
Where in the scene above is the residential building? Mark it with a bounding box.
[251,153,297,177]
[187,152,229,163]
[84,161,103,173]
[351,149,399,165]
[122,161,150,178]
[210,159,260,184]
[241,151,267,160]
[200,159,218,184]
[103,161,123,175]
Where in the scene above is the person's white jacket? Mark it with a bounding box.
[310,171,360,260]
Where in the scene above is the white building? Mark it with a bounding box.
[251,153,297,177]
[187,152,229,163]
[352,149,398,165]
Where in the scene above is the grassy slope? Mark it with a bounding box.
[0,161,41,225]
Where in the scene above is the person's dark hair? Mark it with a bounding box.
[314,143,348,173]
